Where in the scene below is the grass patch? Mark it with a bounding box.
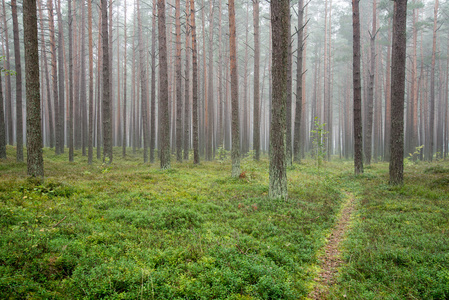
[0,146,344,299]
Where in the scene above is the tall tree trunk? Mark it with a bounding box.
[389,0,408,185]
[80,0,87,156]
[428,0,438,161]
[48,0,60,155]
[68,0,74,161]
[11,0,23,161]
[253,0,260,161]
[24,0,43,177]
[384,18,392,161]
[88,0,94,164]
[0,68,5,158]
[294,0,304,163]
[137,0,149,163]
[269,0,289,199]
[96,12,102,160]
[101,0,112,163]
[183,0,190,160]
[352,0,363,175]
[190,0,200,164]
[158,0,170,169]
[175,0,183,162]
[150,0,157,163]
[364,0,377,165]
[123,0,128,158]
[2,0,12,146]
[57,0,65,154]
[229,0,240,176]
[206,0,214,161]
[216,0,223,151]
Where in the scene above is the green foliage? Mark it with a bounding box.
[310,117,328,169]
[0,145,344,299]
[406,144,424,164]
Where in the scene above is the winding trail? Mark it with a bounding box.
[308,192,356,299]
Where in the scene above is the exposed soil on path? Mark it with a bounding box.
[308,192,356,299]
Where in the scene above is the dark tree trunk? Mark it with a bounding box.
[24,0,43,178]
[428,0,438,161]
[101,0,112,163]
[11,0,23,161]
[190,0,200,164]
[389,0,408,185]
[352,0,363,175]
[80,0,87,156]
[229,0,240,177]
[269,0,289,199]
[158,0,170,170]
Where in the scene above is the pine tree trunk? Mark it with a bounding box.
[206,0,214,161]
[123,0,128,158]
[229,0,240,177]
[175,0,183,162]
[68,0,74,161]
[158,0,170,169]
[190,0,200,164]
[101,0,112,163]
[352,0,363,175]
[428,0,438,161]
[0,69,5,158]
[11,0,23,161]
[294,0,304,163]
[183,0,190,160]
[57,0,65,154]
[24,0,44,178]
[88,0,94,164]
[269,0,289,199]
[389,0,408,185]
[150,0,157,163]
[2,0,12,146]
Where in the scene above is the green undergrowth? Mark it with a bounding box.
[0,146,344,299]
[331,161,449,299]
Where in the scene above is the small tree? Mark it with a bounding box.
[311,117,328,168]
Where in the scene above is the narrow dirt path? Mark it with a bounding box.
[308,192,356,299]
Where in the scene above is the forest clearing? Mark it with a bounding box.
[1,146,448,299]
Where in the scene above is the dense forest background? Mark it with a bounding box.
[0,0,448,168]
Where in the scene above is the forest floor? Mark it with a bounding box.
[0,146,448,299]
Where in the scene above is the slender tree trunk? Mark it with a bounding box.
[389,0,408,185]
[206,0,215,161]
[11,0,23,161]
[428,0,438,161]
[364,0,377,165]
[269,0,289,199]
[96,12,102,160]
[0,68,5,158]
[252,0,260,161]
[2,0,12,146]
[294,0,304,163]
[216,0,223,151]
[137,0,149,163]
[68,0,74,161]
[24,0,43,177]
[352,0,363,175]
[88,0,94,164]
[190,0,200,164]
[123,0,128,158]
[150,0,157,163]
[175,0,183,162]
[158,0,170,169]
[80,0,87,156]
[48,0,60,155]
[101,0,112,163]
[56,0,65,153]
[183,0,190,160]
